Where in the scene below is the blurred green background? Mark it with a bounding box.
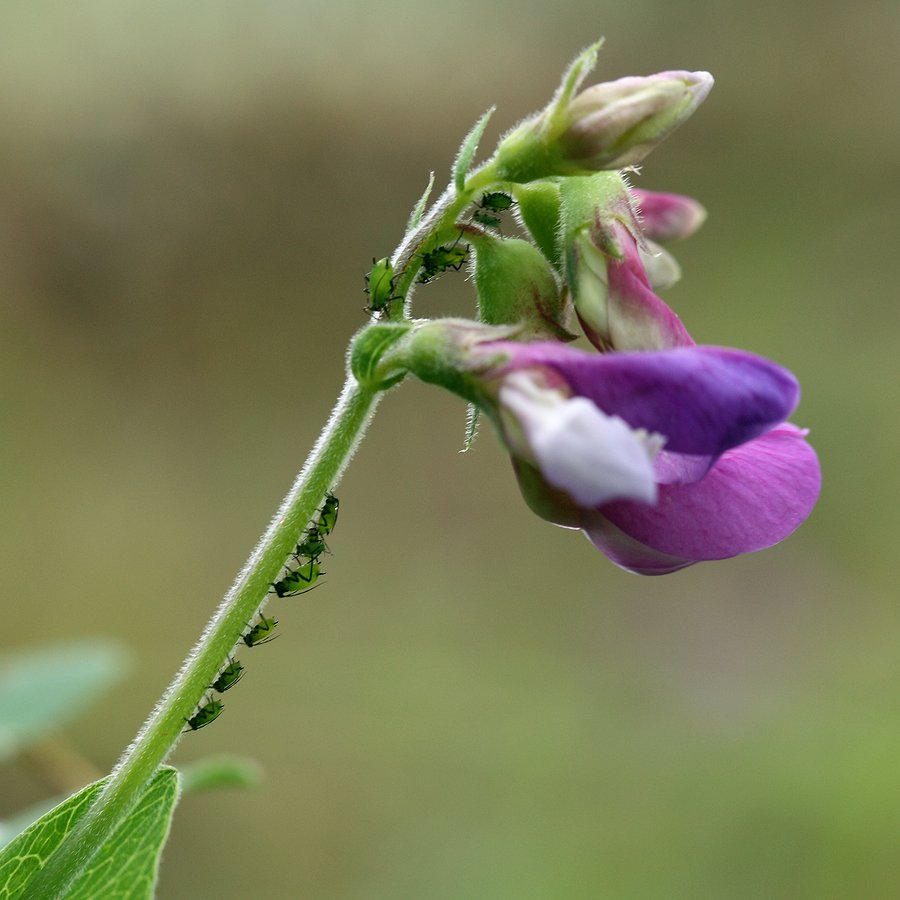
[1,1,898,897]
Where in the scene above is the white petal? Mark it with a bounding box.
[574,234,610,338]
[638,240,682,289]
[500,373,660,507]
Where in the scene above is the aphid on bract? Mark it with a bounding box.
[418,242,468,283]
[294,525,328,562]
[317,492,339,536]
[185,697,225,732]
[365,257,401,316]
[472,210,503,230]
[242,613,279,647]
[272,559,323,598]
[478,191,514,213]
[212,658,245,693]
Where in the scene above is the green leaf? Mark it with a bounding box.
[405,171,435,233]
[67,770,179,900]
[0,769,180,900]
[453,108,495,193]
[0,754,258,850]
[180,754,264,794]
[0,640,130,763]
[0,779,106,898]
[0,796,64,850]
[552,39,604,119]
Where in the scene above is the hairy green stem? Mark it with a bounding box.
[27,160,499,899]
[391,163,500,310]
[25,377,379,899]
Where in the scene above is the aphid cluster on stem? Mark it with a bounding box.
[418,234,468,284]
[416,193,515,288]
[212,657,245,693]
[183,658,245,732]
[185,492,340,735]
[185,697,225,732]
[243,612,279,647]
[471,191,515,231]
[272,491,338,598]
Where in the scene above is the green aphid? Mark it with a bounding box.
[272,559,323,598]
[212,658,245,693]
[295,525,328,562]
[242,613,279,647]
[317,492,340,536]
[365,257,401,316]
[478,191,514,213]
[472,210,503,230]
[419,242,468,283]
[185,698,225,732]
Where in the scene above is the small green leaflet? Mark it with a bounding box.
[405,171,435,233]
[179,755,264,794]
[453,107,495,193]
[0,768,179,900]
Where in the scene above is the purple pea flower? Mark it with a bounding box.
[478,340,820,574]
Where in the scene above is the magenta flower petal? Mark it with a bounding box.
[630,188,707,243]
[602,243,695,349]
[578,514,694,575]
[651,449,712,485]
[572,218,694,352]
[586,424,821,568]
[494,343,800,457]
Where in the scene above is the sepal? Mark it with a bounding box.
[466,228,574,341]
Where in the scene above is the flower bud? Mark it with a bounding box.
[630,188,707,243]
[559,173,693,351]
[492,44,713,183]
[558,71,714,171]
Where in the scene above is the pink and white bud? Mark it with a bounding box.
[493,50,714,183]
[571,221,694,352]
[630,188,707,243]
[559,71,714,170]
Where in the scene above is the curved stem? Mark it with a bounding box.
[25,377,380,900]
[27,157,499,900]
[390,163,500,311]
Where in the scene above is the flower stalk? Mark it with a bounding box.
[24,378,380,898]
[27,119,507,898]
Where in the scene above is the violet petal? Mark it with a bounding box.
[591,423,821,562]
[496,343,800,457]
